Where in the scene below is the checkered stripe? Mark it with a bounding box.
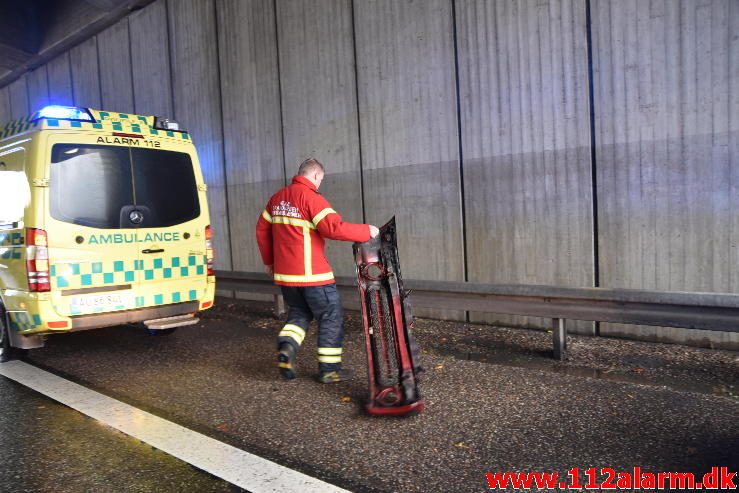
[0,232,24,246]
[0,115,38,139]
[0,232,23,259]
[50,255,207,290]
[43,118,191,140]
[1,110,191,141]
[96,111,151,125]
[96,111,191,139]
[8,312,42,332]
[134,289,201,308]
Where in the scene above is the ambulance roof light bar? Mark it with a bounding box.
[34,105,95,123]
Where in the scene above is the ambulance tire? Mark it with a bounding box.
[0,303,21,363]
[146,328,178,336]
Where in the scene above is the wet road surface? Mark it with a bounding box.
[3,298,738,492]
[0,377,240,493]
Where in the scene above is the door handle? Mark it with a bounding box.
[142,248,165,254]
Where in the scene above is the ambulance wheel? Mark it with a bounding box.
[146,328,178,336]
[0,304,20,362]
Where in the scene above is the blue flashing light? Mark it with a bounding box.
[35,105,95,122]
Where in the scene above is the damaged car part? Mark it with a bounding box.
[353,217,424,416]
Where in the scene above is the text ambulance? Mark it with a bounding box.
[0,106,215,360]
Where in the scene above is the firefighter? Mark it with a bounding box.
[256,158,379,383]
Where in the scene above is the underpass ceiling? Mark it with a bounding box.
[0,0,154,88]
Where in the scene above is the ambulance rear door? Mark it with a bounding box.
[129,144,208,311]
[45,134,144,317]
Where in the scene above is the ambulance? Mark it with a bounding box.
[0,105,215,360]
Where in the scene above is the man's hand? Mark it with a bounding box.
[264,264,274,275]
[369,225,379,238]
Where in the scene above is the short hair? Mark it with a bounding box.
[298,158,324,176]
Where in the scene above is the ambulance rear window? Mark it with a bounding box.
[50,144,200,229]
[131,148,200,227]
[50,145,133,229]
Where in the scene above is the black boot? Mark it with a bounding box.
[278,343,297,380]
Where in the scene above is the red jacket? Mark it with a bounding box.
[256,175,371,286]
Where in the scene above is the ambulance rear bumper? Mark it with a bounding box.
[69,301,200,331]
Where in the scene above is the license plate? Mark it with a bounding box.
[69,293,132,312]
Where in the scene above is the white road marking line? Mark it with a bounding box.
[0,360,350,493]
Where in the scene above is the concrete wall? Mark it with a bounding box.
[26,68,50,113]
[46,53,74,106]
[592,0,739,347]
[0,86,9,124]
[217,0,284,301]
[277,0,364,279]
[457,0,594,331]
[1,0,736,348]
[70,37,102,108]
[355,0,465,318]
[98,19,135,114]
[129,0,173,118]
[7,76,28,119]
[168,0,232,271]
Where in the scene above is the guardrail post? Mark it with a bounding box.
[552,318,567,360]
[274,294,287,318]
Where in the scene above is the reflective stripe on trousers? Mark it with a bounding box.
[277,283,345,372]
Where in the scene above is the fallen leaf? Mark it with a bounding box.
[632,368,644,374]
[216,423,229,432]
[434,364,444,370]
[341,395,352,403]
[454,441,470,449]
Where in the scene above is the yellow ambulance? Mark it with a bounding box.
[0,105,215,360]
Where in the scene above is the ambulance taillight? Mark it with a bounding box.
[205,225,214,276]
[26,228,50,292]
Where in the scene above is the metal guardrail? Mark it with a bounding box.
[214,270,739,360]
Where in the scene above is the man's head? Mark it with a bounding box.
[298,158,325,189]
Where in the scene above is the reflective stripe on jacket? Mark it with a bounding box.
[255,175,371,286]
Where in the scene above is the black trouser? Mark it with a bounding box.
[277,283,344,372]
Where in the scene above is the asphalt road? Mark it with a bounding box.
[0,377,240,493]
[2,298,738,492]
